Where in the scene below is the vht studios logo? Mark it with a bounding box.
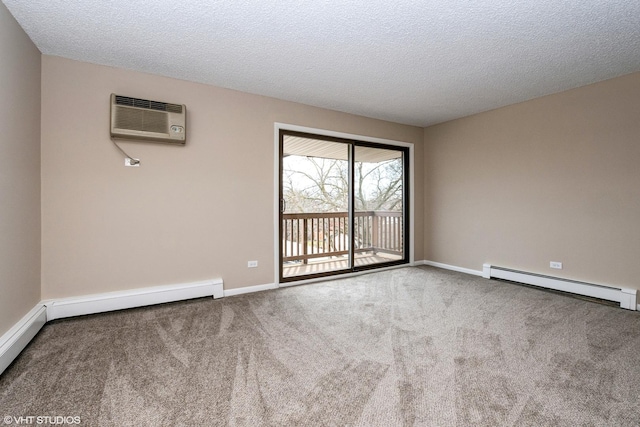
[3,416,81,425]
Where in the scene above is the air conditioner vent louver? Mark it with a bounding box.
[165,104,183,114]
[114,107,168,133]
[114,95,183,114]
[110,94,186,144]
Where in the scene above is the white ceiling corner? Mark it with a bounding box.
[3,0,640,127]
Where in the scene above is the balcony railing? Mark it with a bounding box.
[282,211,403,264]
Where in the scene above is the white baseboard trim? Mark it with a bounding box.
[224,283,278,297]
[483,264,637,311]
[44,279,224,321]
[1,279,224,375]
[0,304,47,376]
[420,260,484,277]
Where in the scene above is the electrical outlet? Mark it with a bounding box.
[125,158,140,167]
[550,261,563,269]
[248,260,258,268]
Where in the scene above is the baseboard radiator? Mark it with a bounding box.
[482,264,637,311]
[0,278,225,377]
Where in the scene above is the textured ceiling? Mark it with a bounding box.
[3,0,640,127]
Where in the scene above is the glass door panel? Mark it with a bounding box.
[353,146,405,269]
[280,135,351,280]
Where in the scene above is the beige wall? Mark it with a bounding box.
[0,3,41,336]
[424,72,640,290]
[41,56,423,299]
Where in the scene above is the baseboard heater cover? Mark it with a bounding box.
[0,279,224,376]
[482,264,637,311]
[0,305,47,375]
[44,279,224,321]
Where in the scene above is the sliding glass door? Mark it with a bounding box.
[354,145,405,269]
[279,130,409,282]
[280,137,351,278]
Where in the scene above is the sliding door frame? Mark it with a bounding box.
[352,139,410,273]
[274,123,414,286]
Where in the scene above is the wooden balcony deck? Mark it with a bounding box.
[283,252,402,277]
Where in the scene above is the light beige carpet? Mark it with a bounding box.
[1,266,639,426]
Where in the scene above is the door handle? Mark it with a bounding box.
[280,199,286,213]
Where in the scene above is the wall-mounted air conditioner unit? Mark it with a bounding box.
[110,94,186,144]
